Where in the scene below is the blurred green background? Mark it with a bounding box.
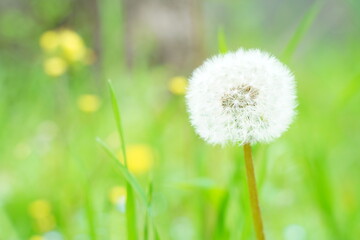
[0,0,360,239]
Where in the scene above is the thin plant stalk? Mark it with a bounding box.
[108,81,137,240]
[243,143,265,240]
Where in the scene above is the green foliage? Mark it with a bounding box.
[217,27,229,54]
[282,0,324,62]
[0,0,360,240]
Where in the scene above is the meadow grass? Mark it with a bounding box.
[0,0,360,240]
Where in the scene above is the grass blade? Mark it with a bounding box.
[106,81,138,239]
[144,183,153,240]
[282,0,323,62]
[336,73,360,109]
[108,80,128,167]
[0,206,20,240]
[84,185,97,240]
[97,138,147,206]
[304,152,344,240]
[126,186,137,240]
[217,27,228,54]
[213,190,230,240]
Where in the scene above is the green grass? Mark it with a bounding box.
[1,0,360,240]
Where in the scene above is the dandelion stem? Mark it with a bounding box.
[243,143,265,240]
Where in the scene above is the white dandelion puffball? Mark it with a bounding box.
[186,48,296,145]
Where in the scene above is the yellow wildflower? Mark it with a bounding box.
[39,31,60,53]
[109,186,127,205]
[29,235,44,240]
[43,57,67,77]
[118,144,154,175]
[77,94,101,113]
[58,29,86,62]
[28,199,56,232]
[29,199,52,219]
[40,28,92,71]
[168,76,188,95]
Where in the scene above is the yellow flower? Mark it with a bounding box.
[58,29,86,62]
[28,199,56,232]
[118,144,154,175]
[39,31,60,53]
[29,235,44,240]
[29,199,52,219]
[109,186,126,205]
[168,76,188,95]
[77,94,101,113]
[43,57,67,77]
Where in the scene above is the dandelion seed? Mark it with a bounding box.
[43,57,67,77]
[168,76,188,95]
[77,94,101,113]
[186,48,296,145]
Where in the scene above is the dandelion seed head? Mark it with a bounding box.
[186,48,296,145]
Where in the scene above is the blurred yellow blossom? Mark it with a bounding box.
[39,31,60,53]
[109,186,127,205]
[168,76,188,95]
[43,57,67,77]
[118,144,154,175]
[29,236,44,240]
[40,28,92,77]
[29,199,52,219]
[77,94,101,113]
[28,199,56,232]
[58,29,86,62]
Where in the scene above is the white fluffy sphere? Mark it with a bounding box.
[186,48,296,145]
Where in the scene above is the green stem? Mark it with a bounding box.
[243,144,265,240]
